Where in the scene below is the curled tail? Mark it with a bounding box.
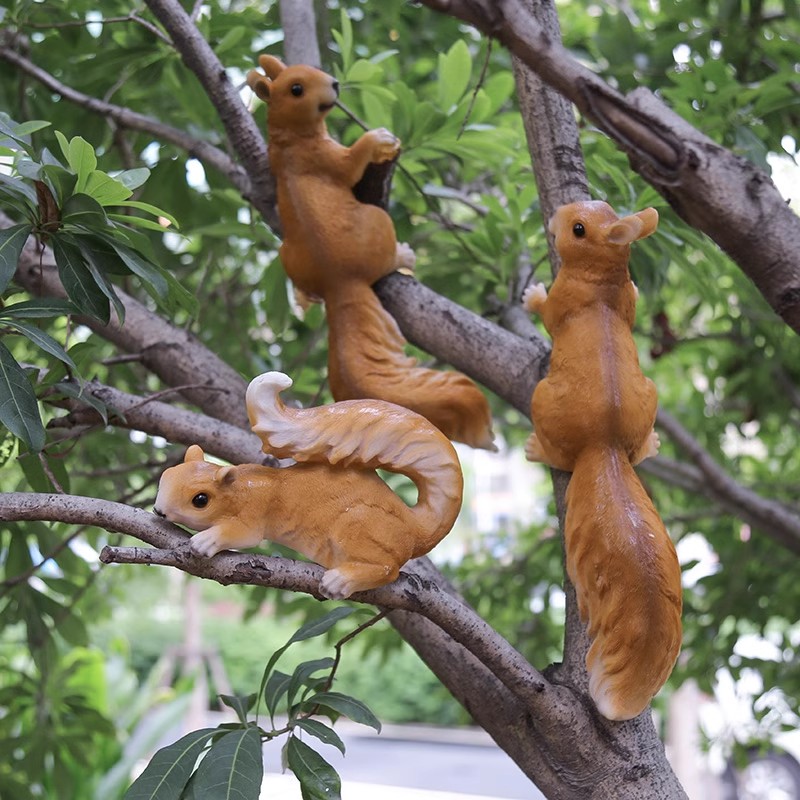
[566,447,682,721]
[325,283,495,451]
[246,371,463,551]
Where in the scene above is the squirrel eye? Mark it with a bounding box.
[572,222,586,237]
[191,493,209,509]
[290,83,303,97]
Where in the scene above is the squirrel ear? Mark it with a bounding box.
[246,70,272,102]
[185,445,206,463]
[259,54,286,79]
[606,208,658,245]
[215,466,236,486]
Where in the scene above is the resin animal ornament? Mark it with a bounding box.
[523,200,682,721]
[246,55,494,450]
[153,372,463,599]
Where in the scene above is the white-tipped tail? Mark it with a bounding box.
[245,371,463,547]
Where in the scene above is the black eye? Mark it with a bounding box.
[290,83,303,97]
[192,493,209,509]
[573,222,586,237]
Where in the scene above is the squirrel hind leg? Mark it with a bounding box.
[319,562,400,600]
[631,429,661,465]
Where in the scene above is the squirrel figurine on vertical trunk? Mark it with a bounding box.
[246,55,494,450]
[523,200,682,721]
[153,372,463,600]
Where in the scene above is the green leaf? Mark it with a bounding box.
[14,120,51,137]
[0,223,32,294]
[115,199,179,229]
[115,168,151,191]
[3,320,76,369]
[83,171,132,206]
[438,39,472,110]
[286,737,341,800]
[0,298,78,319]
[191,727,263,800]
[287,658,335,708]
[123,728,216,800]
[264,670,292,718]
[218,693,256,725]
[51,234,110,322]
[61,193,107,226]
[294,719,346,756]
[66,136,97,194]
[286,606,355,646]
[52,380,111,425]
[304,692,381,733]
[105,239,168,298]
[215,25,247,56]
[0,340,45,451]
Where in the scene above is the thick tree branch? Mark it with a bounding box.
[0,45,249,197]
[279,0,322,66]
[48,380,266,466]
[0,491,551,707]
[143,0,280,231]
[417,0,800,335]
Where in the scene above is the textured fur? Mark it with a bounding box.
[524,200,682,721]
[154,372,463,599]
[246,55,494,450]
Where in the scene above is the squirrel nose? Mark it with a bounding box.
[331,80,339,97]
[153,506,166,518]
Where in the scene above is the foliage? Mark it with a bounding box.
[124,606,381,800]
[0,0,798,795]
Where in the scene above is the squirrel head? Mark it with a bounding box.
[247,55,339,134]
[154,445,237,532]
[549,200,658,271]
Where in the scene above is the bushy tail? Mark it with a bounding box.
[325,283,495,451]
[565,447,683,721]
[246,371,463,551]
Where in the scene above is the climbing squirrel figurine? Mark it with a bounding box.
[246,55,494,450]
[523,200,682,721]
[153,371,463,599]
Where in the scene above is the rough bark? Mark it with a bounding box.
[417,0,800,335]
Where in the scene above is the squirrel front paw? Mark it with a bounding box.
[522,282,548,314]
[190,529,224,558]
[368,128,402,163]
[395,242,416,276]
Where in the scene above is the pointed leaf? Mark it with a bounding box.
[0,223,32,293]
[115,199,178,229]
[0,340,45,451]
[287,658,335,707]
[286,736,341,800]
[0,298,78,319]
[123,728,216,800]
[191,727,263,800]
[438,39,472,110]
[218,693,257,725]
[4,320,76,369]
[264,670,292,718]
[304,692,381,732]
[294,719,346,756]
[67,136,97,193]
[61,193,107,226]
[287,607,356,645]
[83,171,132,206]
[51,235,110,322]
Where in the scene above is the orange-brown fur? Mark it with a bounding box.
[246,55,494,450]
[524,200,682,721]
[154,371,463,599]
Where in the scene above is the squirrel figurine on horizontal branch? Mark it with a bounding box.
[246,55,495,451]
[154,371,463,600]
[524,200,683,721]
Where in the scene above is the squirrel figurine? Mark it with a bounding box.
[153,371,463,599]
[523,200,682,721]
[246,55,495,450]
